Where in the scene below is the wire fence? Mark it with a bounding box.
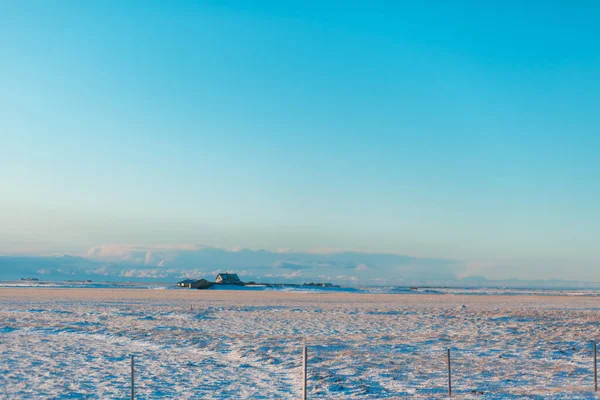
[119,341,600,399]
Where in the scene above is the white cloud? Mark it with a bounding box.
[86,244,208,261]
[1,244,465,283]
[119,269,164,278]
[355,263,368,271]
[265,270,303,278]
[88,266,110,276]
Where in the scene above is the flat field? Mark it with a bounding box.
[1,288,599,399]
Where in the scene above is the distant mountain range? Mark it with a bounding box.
[0,249,598,289]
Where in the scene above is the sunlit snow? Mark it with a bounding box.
[1,289,599,398]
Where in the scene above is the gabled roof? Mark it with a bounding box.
[217,273,239,279]
[178,279,196,284]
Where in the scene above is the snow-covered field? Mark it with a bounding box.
[1,289,600,399]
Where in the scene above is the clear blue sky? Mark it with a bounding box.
[1,1,599,279]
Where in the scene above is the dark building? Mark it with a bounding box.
[178,279,213,289]
[215,273,242,285]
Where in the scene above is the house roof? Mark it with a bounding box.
[217,273,239,279]
[178,279,197,284]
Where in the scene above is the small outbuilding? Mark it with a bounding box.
[178,279,213,289]
[215,273,242,285]
[189,279,213,289]
[178,279,196,288]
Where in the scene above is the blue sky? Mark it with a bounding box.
[1,2,599,281]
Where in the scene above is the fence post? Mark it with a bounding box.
[447,348,452,397]
[594,341,597,392]
[302,346,307,400]
[131,354,135,400]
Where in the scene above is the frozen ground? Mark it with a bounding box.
[1,289,600,399]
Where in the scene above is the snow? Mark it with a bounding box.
[1,290,600,398]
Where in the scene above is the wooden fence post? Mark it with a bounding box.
[594,341,597,392]
[303,346,307,400]
[131,354,135,400]
[447,348,452,397]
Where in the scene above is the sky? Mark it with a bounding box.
[1,1,599,282]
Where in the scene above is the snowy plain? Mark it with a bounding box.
[1,288,600,399]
